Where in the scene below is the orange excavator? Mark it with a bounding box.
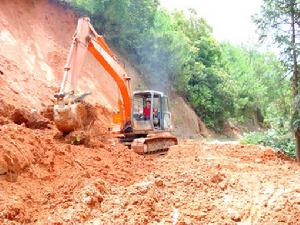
[53,17,177,154]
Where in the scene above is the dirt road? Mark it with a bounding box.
[79,141,300,225]
[1,136,299,224]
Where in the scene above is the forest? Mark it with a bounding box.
[57,0,299,159]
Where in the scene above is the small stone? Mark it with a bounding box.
[228,209,241,222]
[5,171,18,182]
[177,222,188,225]
[211,173,224,184]
[155,179,164,187]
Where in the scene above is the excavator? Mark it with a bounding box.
[53,17,178,154]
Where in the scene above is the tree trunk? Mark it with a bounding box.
[291,4,298,102]
[291,3,300,161]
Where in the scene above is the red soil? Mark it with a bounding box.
[0,0,299,224]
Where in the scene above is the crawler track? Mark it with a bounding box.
[131,135,178,154]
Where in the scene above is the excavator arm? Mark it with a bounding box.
[88,39,132,128]
[55,17,132,132]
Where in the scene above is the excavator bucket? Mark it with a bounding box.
[131,133,178,154]
[54,103,88,133]
[53,93,95,133]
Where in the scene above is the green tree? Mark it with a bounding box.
[254,0,300,160]
[173,10,234,129]
[221,43,290,125]
[136,10,190,90]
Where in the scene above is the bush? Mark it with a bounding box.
[241,128,295,158]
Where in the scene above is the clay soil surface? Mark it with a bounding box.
[1,135,300,224]
[0,0,299,224]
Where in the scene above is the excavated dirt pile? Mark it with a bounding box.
[0,99,154,224]
[0,0,299,224]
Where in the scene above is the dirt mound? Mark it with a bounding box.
[11,108,50,129]
[222,120,242,138]
[0,99,54,180]
[58,102,113,147]
[0,98,50,128]
[0,91,153,223]
[0,123,51,181]
[0,122,154,224]
[54,101,98,133]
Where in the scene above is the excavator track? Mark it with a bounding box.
[131,133,178,154]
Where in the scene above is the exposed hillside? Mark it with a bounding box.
[0,0,120,110]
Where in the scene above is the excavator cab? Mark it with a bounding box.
[132,91,172,132]
[130,91,177,154]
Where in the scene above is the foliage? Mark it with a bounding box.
[172,10,234,128]
[253,0,300,70]
[241,127,296,157]
[69,0,158,48]
[221,43,291,124]
[254,0,300,160]
[135,10,191,91]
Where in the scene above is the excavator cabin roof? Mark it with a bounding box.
[133,90,165,98]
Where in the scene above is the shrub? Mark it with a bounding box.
[241,128,295,158]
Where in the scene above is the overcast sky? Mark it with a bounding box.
[160,0,263,45]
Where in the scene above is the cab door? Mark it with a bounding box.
[132,93,152,131]
[161,96,172,130]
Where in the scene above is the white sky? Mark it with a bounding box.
[160,0,263,45]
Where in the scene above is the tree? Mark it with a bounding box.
[136,10,190,91]
[254,0,300,161]
[221,43,290,125]
[172,10,234,129]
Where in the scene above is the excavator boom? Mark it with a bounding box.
[54,17,131,132]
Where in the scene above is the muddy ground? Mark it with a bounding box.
[0,128,299,224]
[0,0,299,224]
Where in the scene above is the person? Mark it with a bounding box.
[143,100,151,120]
[143,100,158,121]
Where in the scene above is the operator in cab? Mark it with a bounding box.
[143,100,151,120]
[143,100,158,120]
